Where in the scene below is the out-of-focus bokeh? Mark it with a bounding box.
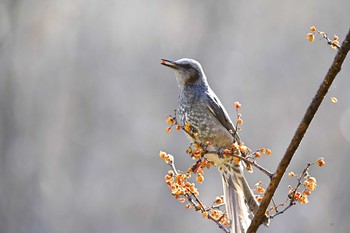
[0,1,349,233]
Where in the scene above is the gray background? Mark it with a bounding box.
[1,0,350,233]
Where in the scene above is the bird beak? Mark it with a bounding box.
[161,59,178,69]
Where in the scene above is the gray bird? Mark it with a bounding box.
[161,58,264,233]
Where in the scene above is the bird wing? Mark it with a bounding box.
[206,89,240,141]
[206,90,254,172]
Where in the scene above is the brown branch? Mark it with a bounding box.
[168,159,206,211]
[167,157,229,233]
[270,163,312,219]
[247,28,350,233]
[205,151,274,178]
[269,202,295,219]
[318,30,341,49]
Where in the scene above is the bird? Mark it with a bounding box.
[161,58,266,233]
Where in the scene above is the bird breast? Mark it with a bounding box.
[177,94,234,149]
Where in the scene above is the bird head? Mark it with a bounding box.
[161,58,207,87]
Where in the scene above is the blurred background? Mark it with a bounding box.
[0,0,349,233]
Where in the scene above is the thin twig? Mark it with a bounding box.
[270,163,312,219]
[168,160,206,210]
[247,28,350,233]
[205,150,273,178]
[167,158,229,233]
[208,214,230,233]
[318,30,341,49]
[269,202,295,219]
[211,203,226,209]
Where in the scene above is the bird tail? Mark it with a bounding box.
[221,165,264,233]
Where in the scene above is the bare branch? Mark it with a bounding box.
[247,28,350,233]
[269,202,295,219]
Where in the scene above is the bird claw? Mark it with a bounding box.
[216,148,226,158]
[191,159,202,174]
